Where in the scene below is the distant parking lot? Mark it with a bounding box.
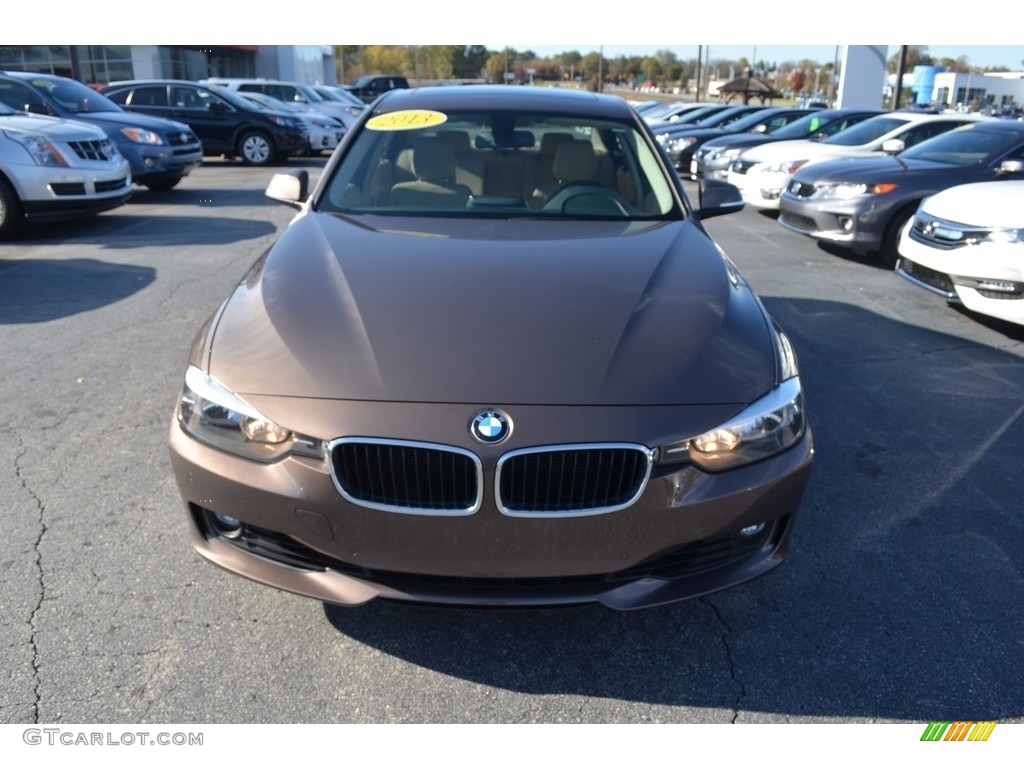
[1,157,1022,725]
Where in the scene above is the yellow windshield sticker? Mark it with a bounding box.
[366,110,448,131]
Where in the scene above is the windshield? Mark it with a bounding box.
[699,108,764,128]
[319,87,365,108]
[243,93,296,113]
[0,102,14,116]
[318,109,681,221]
[821,116,909,146]
[899,126,1024,166]
[24,76,123,114]
[205,84,262,110]
[665,106,726,126]
[768,112,833,139]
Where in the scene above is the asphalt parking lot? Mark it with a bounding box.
[1,156,1022,725]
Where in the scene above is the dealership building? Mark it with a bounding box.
[0,45,337,86]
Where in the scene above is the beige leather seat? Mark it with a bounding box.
[389,136,472,208]
[530,140,599,208]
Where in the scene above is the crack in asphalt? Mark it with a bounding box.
[157,241,269,315]
[15,442,45,724]
[700,597,745,723]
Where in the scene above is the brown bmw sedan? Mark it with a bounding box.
[168,86,813,610]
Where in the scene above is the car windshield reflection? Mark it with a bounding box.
[318,110,681,220]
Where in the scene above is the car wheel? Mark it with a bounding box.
[0,175,24,239]
[238,131,274,166]
[879,204,918,269]
[144,177,182,191]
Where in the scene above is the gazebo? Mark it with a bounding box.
[718,75,782,105]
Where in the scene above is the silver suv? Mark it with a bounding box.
[0,101,132,238]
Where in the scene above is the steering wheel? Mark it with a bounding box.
[541,183,631,216]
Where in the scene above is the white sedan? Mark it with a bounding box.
[897,179,1024,326]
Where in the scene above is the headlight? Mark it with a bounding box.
[761,159,809,175]
[980,227,1024,245]
[7,132,68,166]
[177,365,321,462]
[267,115,305,129]
[809,182,896,200]
[659,378,805,471]
[667,136,698,152]
[659,328,804,471]
[120,127,163,145]
[713,148,743,163]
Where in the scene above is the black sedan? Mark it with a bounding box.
[693,109,886,181]
[777,120,1024,267]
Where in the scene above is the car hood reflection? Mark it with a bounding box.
[209,213,775,406]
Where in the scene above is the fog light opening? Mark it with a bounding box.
[211,511,243,539]
[739,522,767,538]
[837,216,853,233]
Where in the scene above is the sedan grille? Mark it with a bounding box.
[95,178,128,193]
[167,130,199,147]
[788,181,816,198]
[67,139,117,161]
[909,212,990,250]
[731,159,758,175]
[778,211,817,233]
[497,444,652,517]
[329,439,482,515]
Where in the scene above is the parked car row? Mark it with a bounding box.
[644,99,1024,328]
[775,119,1024,266]
[0,70,202,190]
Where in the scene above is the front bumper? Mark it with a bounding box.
[119,141,203,185]
[777,192,885,251]
[14,159,133,221]
[728,168,790,210]
[898,237,1024,326]
[168,400,814,611]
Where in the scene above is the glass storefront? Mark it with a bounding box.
[0,45,255,83]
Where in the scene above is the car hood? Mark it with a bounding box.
[207,214,776,406]
[705,133,780,151]
[791,154,962,185]
[738,138,817,163]
[919,180,1024,227]
[71,110,192,135]
[0,112,106,140]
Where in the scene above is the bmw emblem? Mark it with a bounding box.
[470,409,512,444]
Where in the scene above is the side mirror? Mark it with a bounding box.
[750,123,767,134]
[265,169,309,209]
[695,178,744,220]
[26,103,53,116]
[997,159,1024,175]
[881,138,905,154]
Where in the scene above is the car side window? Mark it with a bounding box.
[130,86,169,108]
[901,121,966,149]
[0,81,49,113]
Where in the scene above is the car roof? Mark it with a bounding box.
[106,79,209,87]
[374,85,635,119]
